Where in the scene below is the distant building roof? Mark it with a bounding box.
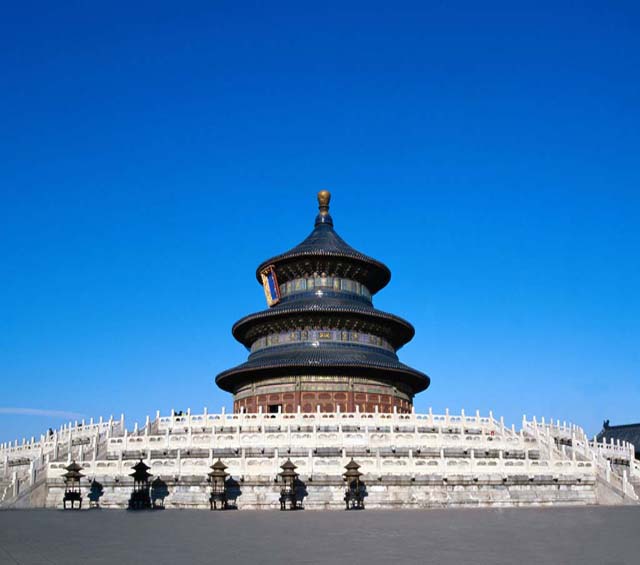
[596,420,640,456]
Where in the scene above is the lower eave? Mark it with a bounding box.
[215,360,430,396]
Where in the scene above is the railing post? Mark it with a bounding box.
[53,432,59,460]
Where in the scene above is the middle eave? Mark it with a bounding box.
[232,301,415,351]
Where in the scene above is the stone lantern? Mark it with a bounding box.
[278,459,302,511]
[128,459,152,510]
[343,459,366,510]
[62,461,84,510]
[208,459,229,510]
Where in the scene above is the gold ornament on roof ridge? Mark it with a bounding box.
[317,190,331,215]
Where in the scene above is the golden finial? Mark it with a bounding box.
[317,190,331,215]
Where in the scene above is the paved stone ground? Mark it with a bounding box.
[0,507,639,565]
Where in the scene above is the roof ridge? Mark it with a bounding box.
[604,422,640,430]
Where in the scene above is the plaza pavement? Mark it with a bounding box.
[0,507,639,564]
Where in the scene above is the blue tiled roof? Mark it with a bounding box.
[256,212,391,294]
[597,421,640,456]
[215,343,430,394]
[232,300,415,350]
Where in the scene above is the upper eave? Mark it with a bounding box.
[255,222,391,294]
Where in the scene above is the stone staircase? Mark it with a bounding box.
[629,468,640,498]
[0,478,13,504]
[524,419,639,504]
[0,415,124,508]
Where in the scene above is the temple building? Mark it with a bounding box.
[215,191,430,414]
[1,190,637,510]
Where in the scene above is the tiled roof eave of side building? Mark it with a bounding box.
[596,421,640,455]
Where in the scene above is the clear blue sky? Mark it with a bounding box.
[1,1,638,443]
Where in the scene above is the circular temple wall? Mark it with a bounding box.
[232,376,413,414]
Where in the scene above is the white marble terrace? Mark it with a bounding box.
[1,408,638,506]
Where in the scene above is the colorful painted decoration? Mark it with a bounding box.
[260,265,281,307]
